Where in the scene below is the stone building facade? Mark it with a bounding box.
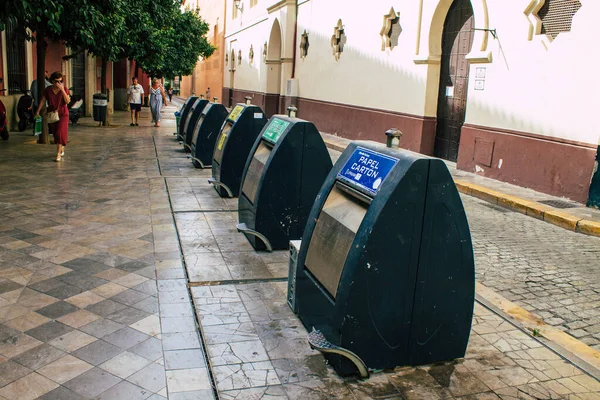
[179,0,227,102]
[216,0,599,204]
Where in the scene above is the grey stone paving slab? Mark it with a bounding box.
[63,367,121,398]
[160,316,197,333]
[132,296,160,314]
[25,321,74,342]
[37,386,86,400]
[80,318,124,338]
[0,323,21,341]
[104,327,151,349]
[86,299,128,317]
[111,288,152,306]
[12,343,65,370]
[161,332,202,351]
[0,360,32,386]
[107,306,151,325]
[129,337,164,361]
[95,380,153,400]
[36,300,79,319]
[73,339,124,366]
[169,390,214,400]
[45,284,85,300]
[127,362,167,393]
[164,349,206,369]
[159,302,194,318]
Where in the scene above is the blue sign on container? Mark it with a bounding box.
[337,147,399,195]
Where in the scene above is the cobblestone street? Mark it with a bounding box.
[0,105,597,398]
[465,197,600,350]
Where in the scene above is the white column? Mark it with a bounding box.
[25,36,34,85]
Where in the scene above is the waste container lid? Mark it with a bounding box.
[93,93,108,99]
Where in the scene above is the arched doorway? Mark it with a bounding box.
[265,19,282,117]
[434,0,474,161]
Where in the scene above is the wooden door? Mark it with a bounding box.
[434,0,474,161]
[72,52,86,110]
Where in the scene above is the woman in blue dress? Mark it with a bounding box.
[149,78,168,127]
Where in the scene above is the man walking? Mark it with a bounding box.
[127,77,144,126]
[168,88,173,102]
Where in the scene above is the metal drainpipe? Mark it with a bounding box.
[291,0,299,79]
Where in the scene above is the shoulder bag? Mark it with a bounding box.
[47,92,62,124]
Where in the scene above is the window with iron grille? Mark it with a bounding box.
[387,17,402,49]
[537,0,581,40]
[5,20,27,95]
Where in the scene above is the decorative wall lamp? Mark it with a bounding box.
[300,31,310,59]
[263,42,267,63]
[233,0,243,12]
[473,28,497,39]
[249,45,254,63]
[238,50,242,65]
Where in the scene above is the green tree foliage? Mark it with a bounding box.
[0,0,106,143]
[130,2,215,78]
[0,0,215,134]
[72,0,127,95]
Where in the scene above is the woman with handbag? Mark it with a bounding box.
[35,71,71,161]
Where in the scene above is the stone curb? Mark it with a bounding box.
[320,136,600,238]
[476,282,600,380]
[455,181,600,238]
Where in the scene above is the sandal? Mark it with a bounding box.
[130,123,135,126]
[55,156,62,162]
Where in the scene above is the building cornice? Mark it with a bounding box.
[267,0,296,14]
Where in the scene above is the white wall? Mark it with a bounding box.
[465,0,600,145]
[295,0,427,115]
[224,0,599,145]
[224,0,271,93]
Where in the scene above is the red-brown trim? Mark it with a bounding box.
[463,123,597,149]
[458,125,596,203]
[294,96,437,155]
[229,88,596,202]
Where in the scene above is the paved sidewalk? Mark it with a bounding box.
[0,108,598,399]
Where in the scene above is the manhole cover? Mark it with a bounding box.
[538,199,580,209]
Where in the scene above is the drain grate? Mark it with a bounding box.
[538,199,580,209]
